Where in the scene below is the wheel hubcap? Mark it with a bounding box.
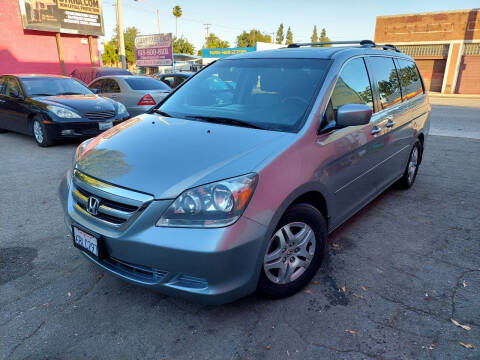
[407,147,418,184]
[263,222,316,284]
[33,121,43,143]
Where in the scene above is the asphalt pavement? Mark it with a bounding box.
[1,104,479,360]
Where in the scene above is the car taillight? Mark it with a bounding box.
[137,94,156,106]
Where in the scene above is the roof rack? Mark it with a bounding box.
[287,40,401,53]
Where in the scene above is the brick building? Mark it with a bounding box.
[375,9,480,94]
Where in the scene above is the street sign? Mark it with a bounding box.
[202,47,256,58]
[18,0,104,36]
[135,33,173,67]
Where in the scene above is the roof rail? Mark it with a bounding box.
[286,39,402,53]
[287,40,374,48]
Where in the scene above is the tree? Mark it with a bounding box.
[111,26,139,66]
[236,29,271,47]
[276,23,284,44]
[319,28,331,46]
[102,41,119,66]
[172,5,182,38]
[173,36,195,55]
[285,26,293,45]
[311,25,318,43]
[206,33,229,49]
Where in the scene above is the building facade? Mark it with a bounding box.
[0,1,101,76]
[375,9,480,94]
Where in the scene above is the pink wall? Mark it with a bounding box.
[0,1,99,75]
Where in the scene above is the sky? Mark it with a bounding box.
[101,0,480,51]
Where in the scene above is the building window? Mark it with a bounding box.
[464,43,480,56]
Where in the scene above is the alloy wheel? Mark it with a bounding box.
[263,222,316,284]
[33,120,44,144]
[407,147,419,184]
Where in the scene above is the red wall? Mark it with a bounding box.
[0,1,99,75]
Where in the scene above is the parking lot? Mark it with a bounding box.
[1,103,479,359]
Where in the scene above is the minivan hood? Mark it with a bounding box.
[35,94,115,113]
[76,114,291,199]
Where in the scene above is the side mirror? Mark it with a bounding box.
[336,104,372,128]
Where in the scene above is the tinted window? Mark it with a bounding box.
[175,76,187,87]
[125,77,170,91]
[102,79,120,93]
[0,77,6,95]
[161,77,174,87]
[21,77,92,96]
[5,78,24,98]
[89,79,105,92]
[158,58,329,132]
[368,57,402,110]
[330,57,373,115]
[396,59,424,100]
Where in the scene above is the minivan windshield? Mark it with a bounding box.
[157,58,330,132]
[21,77,93,97]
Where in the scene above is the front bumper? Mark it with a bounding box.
[47,117,129,138]
[59,173,268,304]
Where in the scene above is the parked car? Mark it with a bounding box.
[0,74,129,146]
[153,72,192,89]
[70,67,132,85]
[59,40,430,304]
[88,75,171,117]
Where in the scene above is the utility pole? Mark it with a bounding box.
[156,9,161,34]
[203,23,211,47]
[116,0,126,69]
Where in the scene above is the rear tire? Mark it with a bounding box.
[258,203,327,299]
[397,140,421,189]
[32,118,54,147]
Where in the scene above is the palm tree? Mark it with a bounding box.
[172,5,182,38]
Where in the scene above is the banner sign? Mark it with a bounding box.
[18,0,104,36]
[135,33,173,67]
[202,47,256,58]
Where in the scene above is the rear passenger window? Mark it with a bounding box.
[368,57,402,110]
[103,79,120,93]
[396,59,424,101]
[325,57,373,124]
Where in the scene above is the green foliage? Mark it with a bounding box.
[110,26,139,66]
[319,28,331,46]
[172,5,182,18]
[102,41,119,66]
[206,33,230,49]
[236,29,271,47]
[173,36,195,55]
[311,25,318,43]
[285,26,293,45]
[276,23,284,44]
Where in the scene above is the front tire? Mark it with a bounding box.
[32,118,54,147]
[397,140,421,189]
[258,203,327,299]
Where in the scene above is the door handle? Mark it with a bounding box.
[386,119,396,128]
[371,126,382,135]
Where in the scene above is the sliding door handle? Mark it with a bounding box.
[371,126,382,135]
[386,119,396,128]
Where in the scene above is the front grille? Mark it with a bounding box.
[71,169,153,229]
[103,256,168,283]
[84,111,115,120]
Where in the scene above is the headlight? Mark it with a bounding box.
[47,105,81,118]
[157,173,258,228]
[116,102,127,115]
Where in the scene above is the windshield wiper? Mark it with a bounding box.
[183,115,266,130]
[153,109,174,117]
[31,93,54,96]
[57,92,85,95]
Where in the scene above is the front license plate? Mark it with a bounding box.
[98,121,113,130]
[73,226,99,257]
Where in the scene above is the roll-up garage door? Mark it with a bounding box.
[455,44,480,95]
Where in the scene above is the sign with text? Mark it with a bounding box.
[135,33,173,67]
[18,0,104,36]
[202,47,256,58]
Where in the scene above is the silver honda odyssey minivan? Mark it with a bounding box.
[59,40,430,304]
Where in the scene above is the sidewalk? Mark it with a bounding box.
[428,92,480,108]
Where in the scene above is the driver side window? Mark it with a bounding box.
[324,58,373,125]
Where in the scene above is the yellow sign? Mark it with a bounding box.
[57,0,101,15]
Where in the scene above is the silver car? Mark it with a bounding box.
[59,40,430,304]
[88,75,171,117]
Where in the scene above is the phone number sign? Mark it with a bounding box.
[135,33,173,67]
